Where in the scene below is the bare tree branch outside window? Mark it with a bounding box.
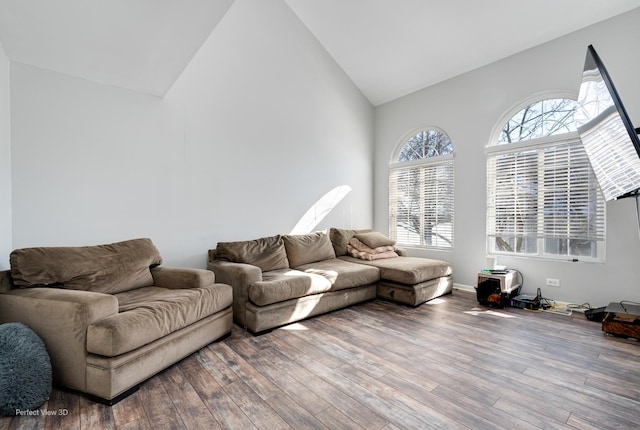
[498,99,577,144]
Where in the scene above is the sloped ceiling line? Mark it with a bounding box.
[0,0,638,104]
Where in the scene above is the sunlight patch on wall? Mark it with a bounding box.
[289,185,352,235]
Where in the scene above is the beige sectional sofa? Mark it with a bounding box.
[0,238,233,404]
[208,228,452,334]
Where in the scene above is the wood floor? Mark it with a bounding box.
[1,289,639,430]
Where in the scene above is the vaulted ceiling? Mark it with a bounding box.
[1,0,638,106]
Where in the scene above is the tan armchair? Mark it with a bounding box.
[0,238,232,404]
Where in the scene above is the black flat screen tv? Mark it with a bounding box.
[575,44,640,201]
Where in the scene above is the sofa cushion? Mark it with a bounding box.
[215,235,289,272]
[295,258,380,290]
[9,238,162,294]
[354,231,396,248]
[329,227,373,256]
[86,284,233,356]
[340,256,451,285]
[0,270,13,293]
[249,269,332,306]
[283,232,336,268]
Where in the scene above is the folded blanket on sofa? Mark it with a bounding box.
[347,245,397,260]
[349,237,396,253]
[347,238,398,260]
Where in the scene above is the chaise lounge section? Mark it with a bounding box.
[208,228,452,334]
[330,228,453,306]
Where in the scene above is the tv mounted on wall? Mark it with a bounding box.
[575,44,640,202]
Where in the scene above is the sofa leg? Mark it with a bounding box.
[85,384,140,406]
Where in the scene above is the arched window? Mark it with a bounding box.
[389,128,454,249]
[498,98,577,143]
[486,97,605,261]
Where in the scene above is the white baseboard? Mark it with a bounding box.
[453,283,475,293]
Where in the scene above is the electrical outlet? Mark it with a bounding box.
[546,278,560,287]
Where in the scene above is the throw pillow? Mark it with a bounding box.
[329,227,372,256]
[283,232,336,267]
[354,231,396,249]
[215,235,290,272]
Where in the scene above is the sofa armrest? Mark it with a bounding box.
[208,260,261,283]
[151,266,216,289]
[0,287,118,392]
[395,247,408,257]
[208,260,261,328]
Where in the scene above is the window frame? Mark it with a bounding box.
[389,127,455,250]
[486,96,606,263]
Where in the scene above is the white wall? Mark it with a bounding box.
[11,63,189,258]
[0,40,10,269]
[165,0,374,246]
[10,0,373,268]
[374,9,640,306]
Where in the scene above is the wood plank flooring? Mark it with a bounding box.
[1,290,639,429]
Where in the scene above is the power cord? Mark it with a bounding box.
[535,288,575,315]
[511,269,524,291]
[542,301,573,316]
[566,302,594,311]
[522,288,546,313]
[540,298,594,316]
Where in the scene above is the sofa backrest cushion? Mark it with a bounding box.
[215,235,290,272]
[9,238,163,294]
[329,227,373,256]
[283,232,336,268]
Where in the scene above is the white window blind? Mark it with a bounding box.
[541,141,605,257]
[390,156,454,248]
[487,149,539,255]
[487,138,605,260]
